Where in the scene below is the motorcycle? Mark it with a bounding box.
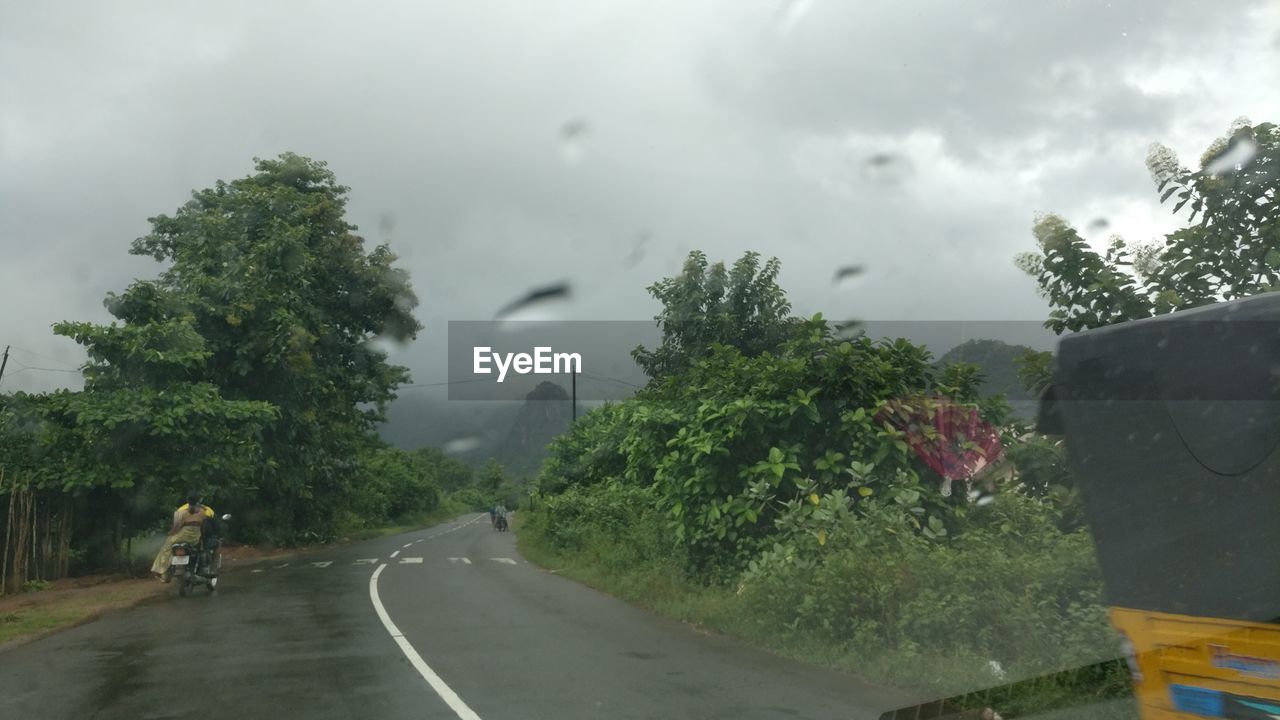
[169,513,231,597]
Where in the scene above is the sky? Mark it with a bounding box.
[3,0,1279,401]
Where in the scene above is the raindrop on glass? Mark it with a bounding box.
[495,282,573,328]
[443,437,483,455]
[860,153,913,185]
[559,119,589,165]
[833,321,863,339]
[623,231,650,269]
[379,213,397,239]
[1205,136,1258,176]
[833,265,866,287]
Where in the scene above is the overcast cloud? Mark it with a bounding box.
[3,0,1279,398]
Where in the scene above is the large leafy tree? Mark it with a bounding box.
[1017,119,1280,333]
[40,316,277,559]
[84,153,422,541]
[632,250,801,381]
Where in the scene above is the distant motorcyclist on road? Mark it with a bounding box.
[489,504,498,527]
[151,492,215,582]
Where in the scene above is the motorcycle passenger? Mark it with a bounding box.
[494,503,508,530]
[151,492,215,582]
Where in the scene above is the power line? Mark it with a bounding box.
[10,361,80,374]
[579,371,643,389]
[7,345,80,370]
[396,372,642,393]
[398,377,495,390]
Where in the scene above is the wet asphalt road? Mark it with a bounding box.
[0,514,905,720]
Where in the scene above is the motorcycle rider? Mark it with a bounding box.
[150,492,215,582]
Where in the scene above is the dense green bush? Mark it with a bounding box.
[738,489,1118,686]
[523,481,684,577]
[537,318,972,575]
[525,312,1121,712]
[342,446,441,529]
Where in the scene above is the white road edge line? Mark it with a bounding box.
[390,550,400,559]
[370,564,483,720]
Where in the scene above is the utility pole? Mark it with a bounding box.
[0,345,9,387]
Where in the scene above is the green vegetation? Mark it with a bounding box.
[523,120,1276,715]
[0,154,501,593]
[523,250,1129,717]
[631,250,801,383]
[1,117,1269,719]
[1016,118,1280,333]
[935,339,1039,411]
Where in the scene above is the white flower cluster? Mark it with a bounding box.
[1145,143,1180,185]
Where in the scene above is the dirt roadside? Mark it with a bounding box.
[0,542,331,651]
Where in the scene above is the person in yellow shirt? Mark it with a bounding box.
[151,492,215,581]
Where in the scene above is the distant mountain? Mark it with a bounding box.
[934,339,1040,418]
[494,381,578,480]
[377,393,521,467]
[378,380,579,477]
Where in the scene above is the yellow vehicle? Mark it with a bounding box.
[1039,293,1280,719]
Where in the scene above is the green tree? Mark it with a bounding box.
[935,361,985,404]
[350,446,440,524]
[92,153,422,542]
[1016,119,1280,333]
[11,315,276,564]
[478,458,507,495]
[632,250,800,381]
[1014,349,1053,396]
[413,447,474,492]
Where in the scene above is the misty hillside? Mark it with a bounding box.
[379,381,579,478]
[934,339,1040,418]
[378,393,522,465]
[494,381,578,480]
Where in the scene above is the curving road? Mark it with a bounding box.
[0,515,905,720]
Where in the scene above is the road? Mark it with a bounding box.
[0,514,907,720]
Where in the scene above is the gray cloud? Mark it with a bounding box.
[2,0,1277,400]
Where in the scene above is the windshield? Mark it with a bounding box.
[2,3,1278,720]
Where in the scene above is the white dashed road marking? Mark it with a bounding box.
[369,564,483,720]
[245,515,490,575]
[447,557,472,565]
[491,558,517,565]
